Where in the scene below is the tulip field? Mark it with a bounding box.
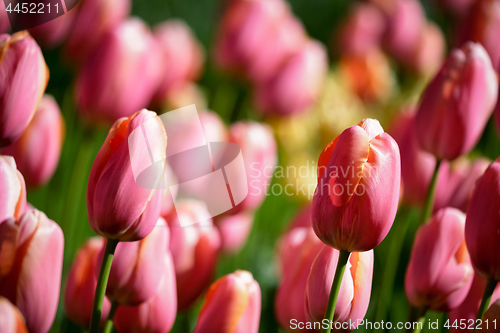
[2,0,500,332]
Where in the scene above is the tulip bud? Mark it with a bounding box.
[64,237,111,327]
[0,31,49,147]
[405,208,474,311]
[254,40,328,116]
[113,254,177,333]
[0,156,26,222]
[28,7,78,49]
[0,209,64,333]
[465,158,500,281]
[312,118,401,252]
[65,0,131,64]
[87,109,167,241]
[214,211,254,254]
[480,299,500,332]
[3,95,64,188]
[194,270,261,333]
[75,19,163,124]
[409,22,445,76]
[305,246,374,330]
[415,42,498,161]
[165,200,221,310]
[0,296,28,333]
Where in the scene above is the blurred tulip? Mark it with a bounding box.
[439,0,476,16]
[166,200,221,310]
[415,42,498,161]
[163,82,207,111]
[312,119,401,252]
[480,299,500,331]
[405,208,474,311]
[0,31,48,147]
[87,110,167,241]
[3,95,64,188]
[194,270,261,333]
[408,22,445,76]
[286,204,313,230]
[0,209,64,333]
[64,237,111,327]
[113,254,177,333]
[0,296,28,333]
[276,227,322,331]
[0,1,10,33]
[254,40,328,116]
[465,158,500,281]
[28,7,78,49]
[75,18,163,124]
[214,211,254,254]
[65,0,131,64]
[305,246,374,330]
[0,156,26,222]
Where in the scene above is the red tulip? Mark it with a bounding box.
[194,270,261,333]
[87,109,167,241]
[0,296,28,333]
[0,156,26,222]
[0,31,48,147]
[214,211,254,254]
[312,118,401,252]
[0,209,64,333]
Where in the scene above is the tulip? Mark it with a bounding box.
[165,200,221,310]
[0,1,9,33]
[87,109,167,242]
[193,270,261,333]
[408,22,445,76]
[0,209,64,333]
[275,227,323,330]
[254,40,328,116]
[160,163,178,217]
[312,118,401,252]
[0,296,28,333]
[0,155,26,222]
[305,246,374,330]
[405,208,474,311]
[439,0,476,16]
[414,42,498,161]
[65,0,131,64]
[0,31,49,147]
[214,211,254,254]
[75,19,163,124]
[28,7,78,49]
[286,204,313,230]
[3,95,64,188]
[113,254,177,333]
[480,299,500,332]
[64,237,111,327]
[162,82,207,111]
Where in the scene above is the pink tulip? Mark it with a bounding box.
[305,246,374,330]
[480,299,500,331]
[312,119,401,252]
[214,211,254,254]
[0,31,48,147]
[194,270,261,333]
[65,0,130,64]
[113,254,177,333]
[276,227,323,331]
[87,110,167,241]
[405,208,474,311]
[160,163,178,217]
[64,237,111,327]
[0,296,28,333]
[3,95,64,188]
[165,200,221,310]
[0,156,26,222]
[28,7,78,49]
[254,40,328,116]
[408,22,445,76]
[0,209,64,333]
[465,158,500,281]
[75,19,163,124]
[415,42,498,161]
[0,1,10,33]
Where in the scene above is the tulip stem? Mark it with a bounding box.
[421,159,441,224]
[102,301,118,333]
[322,250,350,333]
[89,238,119,333]
[474,279,498,332]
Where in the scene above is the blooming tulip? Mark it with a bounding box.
[215,211,254,254]
[0,156,26,222]
[0,209,64,333]
[193,270,261,333]
[405,208,474,311]
[87,109,167,241]
[75,19,163,124]
[414,42,498,161]
[0,31,48,147]
[0,297,28,333]
[64,237,111,327]
[305,246,374,330]
[113,254,177,333]
[165,200,221,310]
[312,118,401,252]
[3,95,64,188]
[465,158,500,281]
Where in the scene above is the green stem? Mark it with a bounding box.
[406,307,427,333]
[421,159,441,225]
[474,279,498,332]
[89,239,119,333]
[102,301,118,333]
[322,250,350,333]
